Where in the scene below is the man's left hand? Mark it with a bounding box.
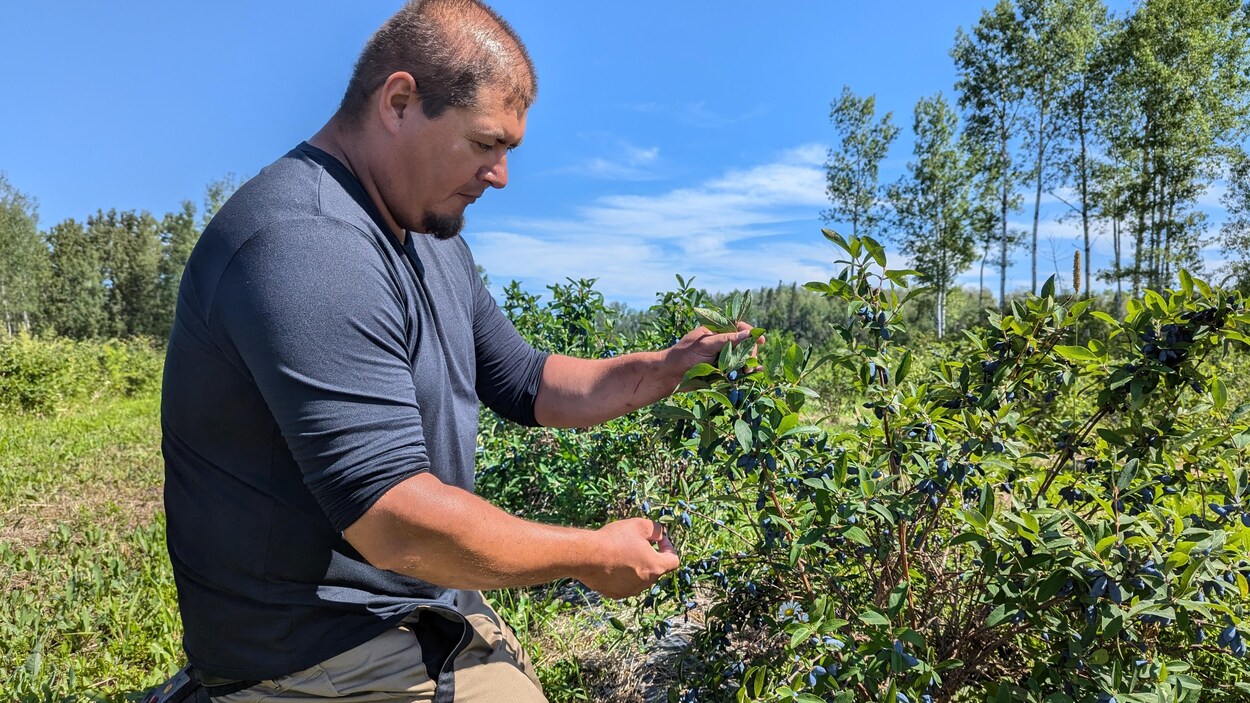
[665,320,763,378]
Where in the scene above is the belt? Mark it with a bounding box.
[191,670,260,700]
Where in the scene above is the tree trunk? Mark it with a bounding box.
[1078,108,1091,301]
[1000,146,1010,312]
[1031,95,1046,294]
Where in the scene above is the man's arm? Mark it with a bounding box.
[534,322,759,428]
[343,472,678,598]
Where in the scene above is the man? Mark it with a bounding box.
[161,1,755,702]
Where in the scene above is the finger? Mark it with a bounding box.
[655,550,681,574]
[647,520,665,543]
[656,534,677,555]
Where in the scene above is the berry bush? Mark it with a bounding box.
[630,231,1250,702]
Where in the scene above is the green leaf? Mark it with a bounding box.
[843,526,871,546]
[821,228,850,254]
[1091,311,1119,325]
[986,603,1010,627]
[649,404,696,420]
[776,413,798,437]
[1095,534,1120,556]
[1040,274,1056,299]
[896,350,913,385]
[887,580,910,615]
[949,532,987,547]
[1053,345,1099,362]
[681,363,716,381]
[861,235,887,267]
[858,609,890,626]
[1210,377,1227,411]
[694,306,734,333]
[963,509,987,530]
[1178,269,1194,296]
[734,419,754,453]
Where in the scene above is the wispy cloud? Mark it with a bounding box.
[552,141,663,181]
[471,144,835,308]
[627,100,770,128]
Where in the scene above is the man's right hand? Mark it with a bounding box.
[578,518,680,599]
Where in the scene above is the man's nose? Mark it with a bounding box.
[481,154,508,189]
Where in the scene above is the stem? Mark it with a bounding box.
[767,488,815,600]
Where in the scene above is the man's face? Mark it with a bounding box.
[383,86,526,240]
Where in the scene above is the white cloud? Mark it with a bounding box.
[472,144,836,308]
[553,140,664,181]
[626,100,770,128]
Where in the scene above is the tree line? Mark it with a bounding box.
[0,174,235,340]
[825,0,1250,337]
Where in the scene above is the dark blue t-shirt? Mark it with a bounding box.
[161,143,548,680]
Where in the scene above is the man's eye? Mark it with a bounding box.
[473,141,493,152]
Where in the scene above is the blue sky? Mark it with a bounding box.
[1,0,1227,309]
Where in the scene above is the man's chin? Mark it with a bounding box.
[418,211,465,241]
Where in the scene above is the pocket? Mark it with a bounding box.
[319,626,435,697]
[272,665,338,698]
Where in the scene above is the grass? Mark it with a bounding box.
[0,389,613,703]
[1,391,178,703]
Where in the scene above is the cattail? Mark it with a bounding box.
[1073,251,1082,296]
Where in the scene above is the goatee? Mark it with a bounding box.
[420,211,465,241]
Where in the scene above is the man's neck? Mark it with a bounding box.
[308,121,407,245]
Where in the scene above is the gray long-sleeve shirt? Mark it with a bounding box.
[161,142,547,681]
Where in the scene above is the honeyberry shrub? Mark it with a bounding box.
[476,277,681,525]
[629,229,1250,703]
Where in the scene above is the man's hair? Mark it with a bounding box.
[336,0,537,126]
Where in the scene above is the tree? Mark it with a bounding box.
[952,0,1028,311]
[89,209,163,338]
[43,218,107,339]
[0,174,49,335]
[1017,0,1072,294]
[1103,0,1250,293]
[823,86,899,238]
[156,201,198,340]
[1220,150,1250,291]
[1046,0,1111,304]
[966,136,1022,316]
[887,94,978,338]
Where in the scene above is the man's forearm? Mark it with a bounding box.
[345,472,601,590]
[533,352,683,428]
[344,472,677,597]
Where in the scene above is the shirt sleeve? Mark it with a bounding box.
[468,263,549,427]
[210,218,429,532]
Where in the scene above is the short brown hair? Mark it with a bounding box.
[336,0,537,126]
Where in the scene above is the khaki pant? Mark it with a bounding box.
[217,591,547,703]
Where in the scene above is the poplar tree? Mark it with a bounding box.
[887,94,977,338]
[823,86,899,238]
[90,209,163,338]
[1220,150,1250,292]
[0,174,48,335]
[44,218,107,339]
[952,0,1027,311]
[1017,0,1070,294]
[1046,0,1110,303]
[1104,0,1250,293]
[157,201,198,339]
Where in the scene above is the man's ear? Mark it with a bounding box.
[376,71,420,135]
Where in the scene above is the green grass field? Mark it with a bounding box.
[1,392,179,702]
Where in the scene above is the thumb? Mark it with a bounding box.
[656,533,678,556]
